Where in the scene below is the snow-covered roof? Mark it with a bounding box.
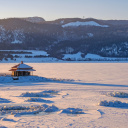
[9,61,36,71]
[17,64,33,69]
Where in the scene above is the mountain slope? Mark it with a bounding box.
[22,17,45,23]
[0,17,128,60]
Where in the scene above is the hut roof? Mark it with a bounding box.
[11,64,20,69]
[9,61,36,71]
[17,64,33,69]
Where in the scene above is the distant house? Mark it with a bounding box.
[9,61,36,76]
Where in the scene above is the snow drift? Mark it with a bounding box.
[0,104,59,116]
[0,98,11,103]
[107,92,128,98]
[61,108,84,114]
[25,98,53,103]
[0,76,51,83]
[98,100,128,107]
[20,92,53,98]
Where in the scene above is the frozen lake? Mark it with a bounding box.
[1,63,128,85]
[0,63,128,128]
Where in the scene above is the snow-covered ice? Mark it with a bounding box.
[0,63,128,128]
[0,76,51,83]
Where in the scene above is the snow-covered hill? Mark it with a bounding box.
[0,50,59,63]
[62,21,109,28]
[23,17,45,23]
[0,18,128,59]
[62,52,128,61]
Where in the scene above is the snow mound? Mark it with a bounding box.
[1,118,16,122]
[0,126,7,128]
[98,100,128,107]
[51,78,74,82]
[107,92,128,98]
[0,98,11,103]
[43,90,59,94]
[14,104,59,116]
[0,106,27,111]
[25,98,53,103]
[0,104,59,116]
[62,21,109,28]
[20,92,52,98]
[44,105,58,112]
[61,108,84,114]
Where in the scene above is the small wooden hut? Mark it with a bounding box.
[9,61,36,76]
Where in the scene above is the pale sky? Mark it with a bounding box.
[0,0,128,21]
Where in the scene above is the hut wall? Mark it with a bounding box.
[12,71,15,76]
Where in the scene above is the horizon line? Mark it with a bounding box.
[1,16,128,21]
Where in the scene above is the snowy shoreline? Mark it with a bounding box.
[1,61,128,63]
[1,50,128,63]
[0,75,74,83]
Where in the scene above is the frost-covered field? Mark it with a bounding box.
[0,63,128,128]
[1,50,128,62]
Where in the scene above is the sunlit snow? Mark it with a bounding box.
[62,21,109,28]
[0,63,128,128]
